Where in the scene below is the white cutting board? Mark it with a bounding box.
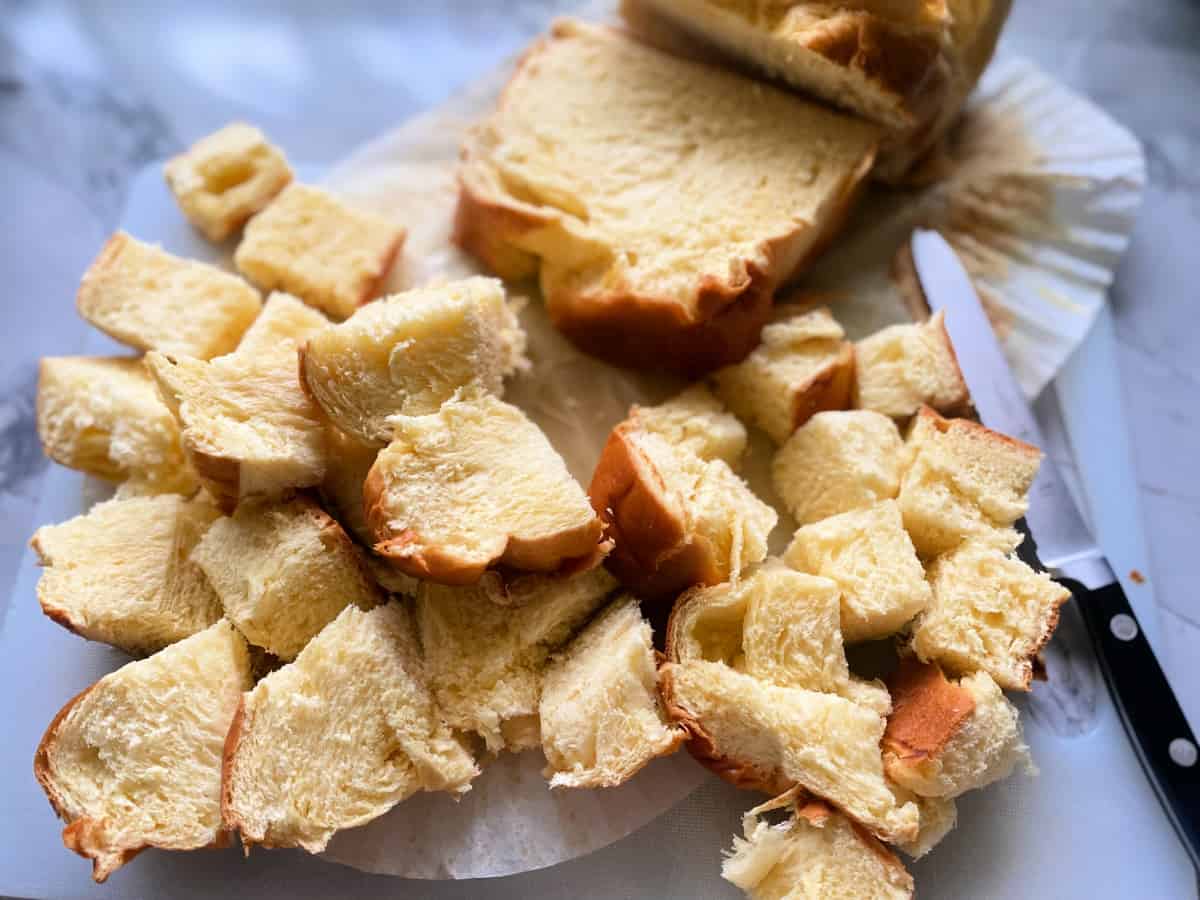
[0,166,1194,900]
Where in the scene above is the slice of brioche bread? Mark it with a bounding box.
[540,596,684,787]
[77,233,262,359]
[724,794,914,900]
[35,621,251,882]
[164,123,293,242]
[854,311,970,419]
[416,566,617,752]
[234,183,405,320]
[365,393,605,584]
[913,541,1069,690]
[661,659,919,842]
[191,496,382,660]
[234,291,330,356]
[784,500,931,643]
[896,794,957,860]
[630,384,748,468]
[713,307,856,444]
[883,657,1030,798]
[456,19,879,373]
[899,406,1041,558]
[37,355,196,494]
[771,409,904,526]
[299,277,526,446]
[32,493,222,656]
[222,602,478,853]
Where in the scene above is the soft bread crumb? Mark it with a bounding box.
[895,793,957,860]
[235,291,330,356]
[630,384,748,468]
[854,311,971,419]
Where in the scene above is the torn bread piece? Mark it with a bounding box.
[365,393,605,585]
[191,496,382,661]
[784,500,931,643]
[912,541,1069,690]
[456,19,879,374]
[540,596,684,787]
[895,793,957,860]
[234,291,329,356]
[221,602,478,853]
[77,232,262,359]
[299,277,526,446]
[630,384,748,468]
[771,409,904,527]
[36,355,195,495]
[713,307,856,444]
[164,122,293,242]
[31,493,222,656]
[855,311,970,419]
[416,566,617,752]
[35,621,250,882]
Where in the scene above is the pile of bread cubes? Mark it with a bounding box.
[28,4,1062,897]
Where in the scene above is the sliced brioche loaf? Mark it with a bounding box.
[222,602,478,853]
[164,122,293,242]
[784,500,930,643]
[912,540,1069,690]
[31,494,221,656]
[630,384,748,468]
[713,306,856,443]
[234,290,330,356]
[771,409,904,526]
[854,311,970,419]
[77,232,262,359]
[540,596,684,787]
[35,621,250,882]
[299,277,526,446]
[190,496,381,660]
[365,393,604,584]
[234,183,405,319]
[456,19,879,373]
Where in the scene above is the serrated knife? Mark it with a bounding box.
[910,228,1200,873]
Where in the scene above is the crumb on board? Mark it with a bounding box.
[1130,569,1146,584]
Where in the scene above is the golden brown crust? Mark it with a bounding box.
[788,341,856,433]
[913,405,1042,461]
[663,583,705,664]
[452,173,543,283]
[882,657,975,774]
[1022,598,1066,692]
[219,696,251,848]
[356,231,406,310]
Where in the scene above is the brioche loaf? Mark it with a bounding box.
[299,277,526,446]
[222,602,478,853]
[854,311,970,419]
[77,232,262,359]
[32,493,222,656]
[234,183,405,319]
[456,18,879,373]
[540,596,683,787]
[713,306,855,444]
[784,500,930,643]
[164,122,293,242]
[630,384,748,468]
[771,409,904,526]
[365,393,605,584]
[35,621,250,882]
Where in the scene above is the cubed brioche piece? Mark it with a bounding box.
[164,122,293,242]
[896,794,957,860]
[899,406,1042,558]
[77,233,262,359]
[540,596,684,787]
[714,307,856,443]
[416,566,617,752]
[784,501,931,643]
[456,19,879,374]
[299,277,526,446]
[724,794,914,900]
[234,183,405,319]
[37,355,195,494]
[191,496,381,660]
[31,494,221,656]
[771,410,905,526]
[234,290,330,356]
[855,311,970,419]
[35,621,250,882]
[222,602,478,853]
[630,384,748,468]
[365,393,605,584]
[883,657,1031,798]
[662,659,919,842]
[913,541,1069,690]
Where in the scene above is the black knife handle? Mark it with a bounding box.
[1064,577,1200,873]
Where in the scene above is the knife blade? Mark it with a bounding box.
[910,228,1200,874]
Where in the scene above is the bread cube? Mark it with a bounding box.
[714,307,856,443]
[854,311,971,419]
[631,384,748,468]
[771,409,904,526]
[164,123,293,242]
[77,232,262,359]
[912,541,1070,690]
[784,500,930,643]
[234,183,405,319]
